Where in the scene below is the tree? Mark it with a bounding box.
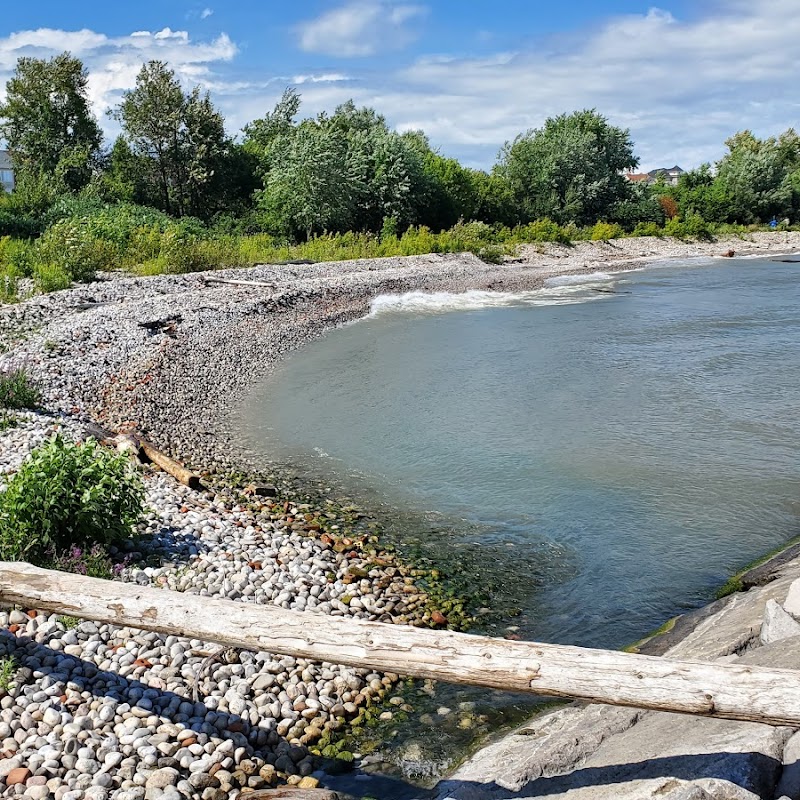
[0,53,102,192]
[257,120,355,239]
[498,109,638,226]
[714,130,794,223]
[114,61,230,219]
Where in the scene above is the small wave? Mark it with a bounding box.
[543,271,613,287]
[370,287,609,316]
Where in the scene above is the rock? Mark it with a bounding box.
[145,768,180,789]
[775,730,800,799]
[5,766,32,786]
[760,598,800,644]
[783,579,800,619]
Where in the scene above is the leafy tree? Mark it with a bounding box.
[713,130,796,223]
[0,53,102,192]
[257,120,356,239]
[498,109,638,226]
[114,61,231,219]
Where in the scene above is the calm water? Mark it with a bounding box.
[241,257,800,651]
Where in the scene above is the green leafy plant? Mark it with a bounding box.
[590,221,625,241]
[0,367,40,409]
[0,435,144,563]
[0,655,17,693]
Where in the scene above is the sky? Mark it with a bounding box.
[1,0,798,172]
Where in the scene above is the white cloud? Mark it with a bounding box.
[201,8,214,20]
[0,26,237,130]
[346,0,800,170]
[296,1,427,57]
[2,1,800,172]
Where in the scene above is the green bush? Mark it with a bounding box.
[513,218,572,244]
[0,368,40,409]
[37,218,118,282]
[0,236,36,278]
[664,216,689,240]
[0,435,144,563]
[590,221,625,241]
[632,221,665,238]
[33,262,72,293]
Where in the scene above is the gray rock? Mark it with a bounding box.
[784,579,800,619]
[760,599,800,644]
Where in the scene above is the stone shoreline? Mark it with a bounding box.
[0,232,799,800]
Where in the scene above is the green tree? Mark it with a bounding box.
[114,61,230,219]
[714,130,795,223]
[0,53,102,192]
[498,109,638,226]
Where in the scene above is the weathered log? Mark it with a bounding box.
[202,277,276,289]
[3,563,800,727]
[138,438,203,490]
[245,790,339,799]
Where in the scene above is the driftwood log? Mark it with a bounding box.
[84,424,203,491]
[138,438,203,490]
[202,277,276,289]
[245,790,339,799]
[3,563,800,727]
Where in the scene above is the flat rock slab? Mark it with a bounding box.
[434,619,800,800]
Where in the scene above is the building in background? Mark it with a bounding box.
[0,151,14,193]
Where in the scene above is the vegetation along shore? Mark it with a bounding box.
[0,45,800,800]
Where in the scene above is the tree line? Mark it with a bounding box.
[1,52,800,245]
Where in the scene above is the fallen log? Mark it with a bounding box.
[138,438,203,490]
[4,562,800,727]
[202,277,276,289]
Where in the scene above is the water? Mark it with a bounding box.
[242,256,800,651]
[239,257,800,789]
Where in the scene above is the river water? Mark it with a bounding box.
[240,256,800,787]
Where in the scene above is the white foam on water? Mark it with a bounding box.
[543,271,613,287]
[369,281,614,316]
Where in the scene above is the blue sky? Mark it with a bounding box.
[1,0,798,171]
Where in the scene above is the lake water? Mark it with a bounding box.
[241,256,800,653]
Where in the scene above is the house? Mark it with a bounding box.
[646,165,685,186]
[624,165,685,187]
[0,150,14,193]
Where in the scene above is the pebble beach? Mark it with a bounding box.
[0,232,799,799]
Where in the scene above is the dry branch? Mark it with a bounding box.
[3,563,800,727]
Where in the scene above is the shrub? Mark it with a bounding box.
[0,435,144,563]
[0,237,36,278]
[0,368,40,409]
[590,221,625,241]
[513,218,572,244]
[684,212,714,241]
[33,262,72,293]
[37,218,118,282]
[664,216,689,239]
[478,244,506,264]
[632,221,665,238]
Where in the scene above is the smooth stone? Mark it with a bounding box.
[761,599,800,644]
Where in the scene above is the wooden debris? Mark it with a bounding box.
[244,790,339,799]
[138,314,182,337]
[202,277,276,289]
[6,562,800,727]
[138,438,203,490]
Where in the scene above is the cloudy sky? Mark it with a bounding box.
[1,0,798,171]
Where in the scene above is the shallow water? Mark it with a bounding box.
[239,257,800,791]
[242,257,800,652]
